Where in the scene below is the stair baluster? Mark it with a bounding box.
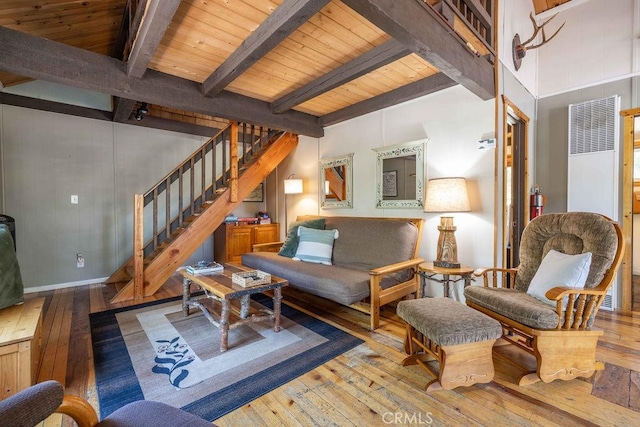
[106,121,292,303]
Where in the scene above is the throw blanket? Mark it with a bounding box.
[0,225,23,309]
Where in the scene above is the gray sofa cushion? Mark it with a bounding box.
[397,297,502,346]
[242,252,370,305]
[324,217,418,279]
[464,286,560,329]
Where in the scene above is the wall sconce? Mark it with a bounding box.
[424,177,470,268]
[284,175,303,231]
[135,102,149,121]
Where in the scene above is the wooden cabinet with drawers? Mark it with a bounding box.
[214,222,279,263]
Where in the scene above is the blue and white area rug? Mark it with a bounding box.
[90,294,363,422]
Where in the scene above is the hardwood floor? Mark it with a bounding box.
[27,276,640,426]
[632,274,640,311]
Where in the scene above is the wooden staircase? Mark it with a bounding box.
[106,122,298,303]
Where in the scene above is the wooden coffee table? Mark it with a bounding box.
[180,263,288,352]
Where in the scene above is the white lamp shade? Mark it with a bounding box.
[424,177,470,212]
[284,178,303,195]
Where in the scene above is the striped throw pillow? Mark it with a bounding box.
[292,226,339,265]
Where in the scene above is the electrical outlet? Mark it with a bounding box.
[76,253,84,268]
[71,195,79,204]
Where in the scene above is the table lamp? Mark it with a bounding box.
[284,175,303,232]
[424,177,470,268]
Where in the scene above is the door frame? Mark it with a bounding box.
[620,107,638,313]
[501,95,530,268]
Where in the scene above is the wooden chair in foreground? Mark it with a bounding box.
[0,380,213,427]
[464,212,623,386]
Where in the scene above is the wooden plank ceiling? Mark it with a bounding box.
[531,0,573,15]
[0,0,495,137]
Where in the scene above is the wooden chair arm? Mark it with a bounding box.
[56,395,99,427]
[545,286,608,329]
[369,258,425,276]
[545,286,606,300]
[252,241,284,252]
[473,267,518,277]
[473,267,519,288]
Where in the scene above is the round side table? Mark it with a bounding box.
[418,262,474,299]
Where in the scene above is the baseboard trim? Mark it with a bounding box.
[24,277,109,294]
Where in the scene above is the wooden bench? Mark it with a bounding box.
[0,298,44,399]
[397,297,502,391]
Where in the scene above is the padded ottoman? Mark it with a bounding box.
[397,297,502,391]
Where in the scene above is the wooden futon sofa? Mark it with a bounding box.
[241,216,424,329]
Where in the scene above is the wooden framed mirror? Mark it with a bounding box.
[373,139,426,209]
[319,153,353,209]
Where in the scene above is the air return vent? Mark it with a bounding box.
[567,95,620,311]
[569,95,617,155]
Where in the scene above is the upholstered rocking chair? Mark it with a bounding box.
[464,212,623,386]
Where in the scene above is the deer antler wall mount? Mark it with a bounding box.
[513,12,566,71]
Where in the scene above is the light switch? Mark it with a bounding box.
[71,195,78,204]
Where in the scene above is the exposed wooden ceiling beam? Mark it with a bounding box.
[122,114,221,137]
[113,0,146,59]
[341,0,494,100]
[201,0,331,97]
[321,73,456,126]
[0,92,112,121]
[127,0,182,78]
[0,92,222,137]
[112,97,137,122]
[272,39,411,113]
[0,26,323,137]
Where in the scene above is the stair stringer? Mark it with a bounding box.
[110,132,298,303]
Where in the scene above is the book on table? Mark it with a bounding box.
[185,261,224,275]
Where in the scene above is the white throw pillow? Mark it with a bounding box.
[292,226,339,265]
[527,249,592,307]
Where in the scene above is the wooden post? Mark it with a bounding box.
[621,114,634,312]
[133,193,144,299]
[230,121,239,203]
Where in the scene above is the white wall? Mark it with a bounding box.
[2,80,112,111]
[0,105,214,288]
[499,0,539,96]
[277,86,495,299]
[537,0,637,98]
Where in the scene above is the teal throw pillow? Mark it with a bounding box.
[278,218,325,258]
[293,226,339,265]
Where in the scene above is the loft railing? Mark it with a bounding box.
[426,0,495,58]
[137,122,279,258]
[448,0,494,53]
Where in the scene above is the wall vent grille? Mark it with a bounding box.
[569,96,617,155]
[567,94,620,311]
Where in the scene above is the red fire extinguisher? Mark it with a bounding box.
[530,186,544,220]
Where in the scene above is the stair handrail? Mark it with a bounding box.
[142,125,228,200]
[137,121,278,258]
